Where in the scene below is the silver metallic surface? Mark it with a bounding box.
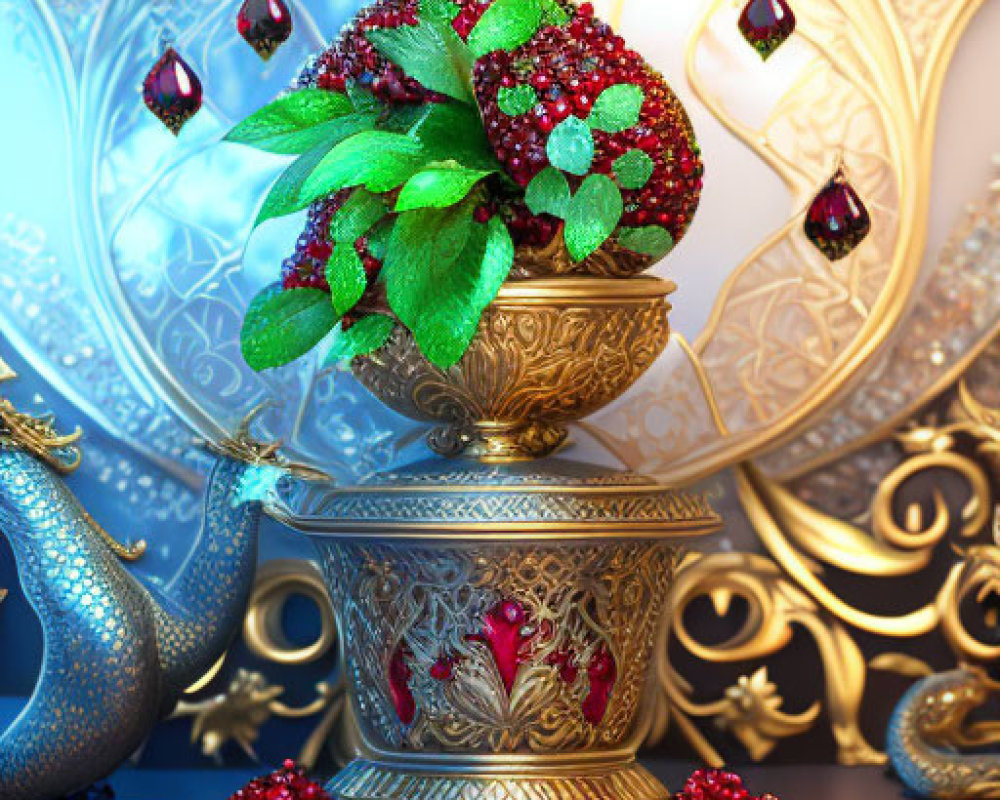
[0,446,268,799]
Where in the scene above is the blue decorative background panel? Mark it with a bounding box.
[0,0,391,787]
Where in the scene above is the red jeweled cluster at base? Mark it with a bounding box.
[229,760,329,800]
[676,769,778,800]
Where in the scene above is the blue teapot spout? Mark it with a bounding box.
[0,392,323,799]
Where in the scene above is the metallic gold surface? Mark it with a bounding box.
[244,559,337,666]
[0,395,82,473]
[275,460,717,800]
[172,668,340,762]
[652,335,1000,767]
[590,0,987,486]
[887,667,1000,799]
[510,231,653,279]
[321,539,681,755]
[352,278,672,460]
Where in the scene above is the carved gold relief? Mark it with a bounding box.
[353,278,672,460]
[318,539,681,755]
[653,334,1000,766]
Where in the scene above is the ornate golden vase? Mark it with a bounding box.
[352,276,673,461]
[274,266,720,800]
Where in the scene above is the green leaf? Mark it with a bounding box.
[546,116,595,176]
[613,149,655,189]
[420,0,460,22]
[617,226,675,259]
[467,0,542,59]
[411,216,515,368]
[383,202,476,329]
[525,167,571,218]
[497,85,538,116]
[330,188,388,242]
[345,81,381,113]
[299,131,427,205]
[225,89,354,154]
[366,217,396,260]
[588,83,645,133]
[326,246,368,315]
[564,174,623,261]
[367,19,474,103]
[396,163,493,211]
[253,114,382,226]
[409,103,504,172]
[326,314,396,364]
[241,287,338,371]
[539,0,571,26]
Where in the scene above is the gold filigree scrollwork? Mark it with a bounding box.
[657,345,1000,766]
[659,551,875,766]
[173,559,348,770]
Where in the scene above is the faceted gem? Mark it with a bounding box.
[581,646,616,725]
[430,654,456,681]
[545,649,579,684]
[677,769,756,800]
[142,47,203,135]
[804,167,872,261]
[238,0,293,61]
[739,0,796,61]
[387,641,416,725]
[470,1,703,251]
[227,760,330,800]
[467,599,535,695]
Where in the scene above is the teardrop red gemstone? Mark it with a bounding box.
[582,646,617,725]
[804,167,872,262]
[142,47,203,135]
[739,0,796,60]
[387,641,416,725]
[238,0,293,61]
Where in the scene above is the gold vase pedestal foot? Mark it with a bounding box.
[330,758,669,800]
[273,459,720,800]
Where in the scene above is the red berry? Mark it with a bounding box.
[471,3,702,249]
[228,761,330,800]
[307,0,447,105]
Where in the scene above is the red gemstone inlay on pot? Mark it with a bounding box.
[430,654,457,681]
[739,0,796,60]
[388,641,416,725]
[238,0,293,61]
[582,646,616,725]
[546,649,580,684]
[804,166,872,262]
[142,47,203,135]
[468,600,535,695]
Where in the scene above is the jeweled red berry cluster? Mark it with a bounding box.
[281,192,383,293]
[313,0,443,103]
[229,760,329,800]
[676,769,778,800]
[470,2,703,244]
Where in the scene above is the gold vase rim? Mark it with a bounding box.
[270,515,722,541]
[495,276,676,303]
